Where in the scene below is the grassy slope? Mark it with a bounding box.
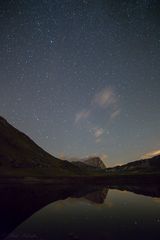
[0,117,105,177]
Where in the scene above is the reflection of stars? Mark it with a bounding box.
[50,40,54,44]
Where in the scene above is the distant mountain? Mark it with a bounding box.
[106,155,160,175]
[84,157,106,169]
[72,157,106,170]
[0,116,105,177]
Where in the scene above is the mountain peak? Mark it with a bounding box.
[84,157,106,169]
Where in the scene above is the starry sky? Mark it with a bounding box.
[0,0,160,166]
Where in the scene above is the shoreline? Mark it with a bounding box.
[0,174,160,185]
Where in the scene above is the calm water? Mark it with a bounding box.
[1,183,160,240]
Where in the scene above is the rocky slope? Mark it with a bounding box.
[72,157,106,170]
[84,157,106,169]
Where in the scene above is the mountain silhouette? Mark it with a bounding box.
[106,155,160,175]
[0,116,160,179]
[0,116,105,178]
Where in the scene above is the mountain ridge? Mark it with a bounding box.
[0,116,105,177]
[106,154,160,175]
[0,116,160,179]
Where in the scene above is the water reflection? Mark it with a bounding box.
[0,183,160,240]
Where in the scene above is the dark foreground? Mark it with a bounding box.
[0,175,160,240]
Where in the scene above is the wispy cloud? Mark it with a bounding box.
[75,109,90,123]
[94,127,104,138]
[75,86,119,123]
[93,87,116,108]
[141,149,160,159]
[91,127,104,143]
[74,86,120,142]
[110,109,121,120]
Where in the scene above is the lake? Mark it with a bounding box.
[0,183,160,240]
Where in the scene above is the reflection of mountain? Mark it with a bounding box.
[85,188,108,204]
[110,184,160,198]
[0,183,108,239]
[1,183,160,239]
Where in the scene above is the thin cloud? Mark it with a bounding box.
[91,127,104,143]
[92,87,120,121]
[75,109,90,123]
[75,86,120,124]
[94,127,104,138]
[141,149,160,159]
[93,87,116,108]
[95,138,101,143]
[74,86,120,142]
[110,109,121,120]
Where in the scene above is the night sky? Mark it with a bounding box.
[1,0,160,166]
